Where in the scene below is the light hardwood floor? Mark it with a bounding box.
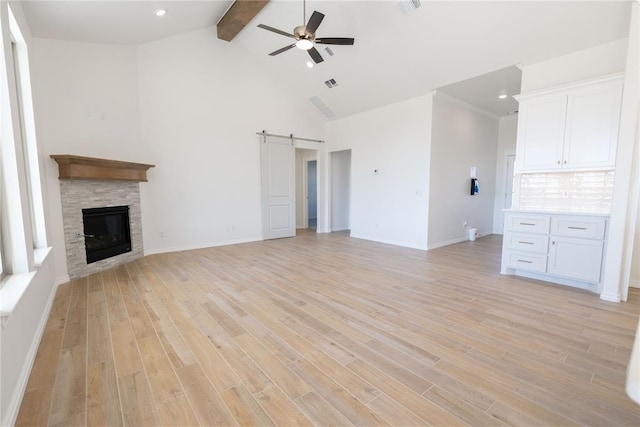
[16,232,640,426]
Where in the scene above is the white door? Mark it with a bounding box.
[261,137,295,239]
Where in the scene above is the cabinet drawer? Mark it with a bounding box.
[506,251,547,273]
[506,233,549,254]
[550,216,606,240]
[506,214,551,234]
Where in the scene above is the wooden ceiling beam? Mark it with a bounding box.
[217,0,270,42]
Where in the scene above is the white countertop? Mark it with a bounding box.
[503,209,611,217]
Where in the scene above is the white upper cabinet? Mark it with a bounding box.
[515,76,623,172]
[517,95,567,170]
[563,82,622,168]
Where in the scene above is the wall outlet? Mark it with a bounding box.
[159,231,164,238]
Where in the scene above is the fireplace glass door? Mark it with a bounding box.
[82,205,132,263]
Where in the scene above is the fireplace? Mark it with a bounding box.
[82,205,132,264]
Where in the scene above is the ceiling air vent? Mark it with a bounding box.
[309,96,336,118]
[398,0,422,14]
[324,78,338,89]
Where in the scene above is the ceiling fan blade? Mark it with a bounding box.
[258,24,295,38]
[269,44,296,56]
[305,11,325,35]
[308,47,324,64]
[315,37,355,46]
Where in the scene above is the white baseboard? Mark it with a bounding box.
[600,291,621,303]
[349,233,428,251]
[428,237,468,250]
[630,280,640,289]
[428,230,493,250]
[55,275,70,287]
[2,271,58,427]
[144,236,261,256]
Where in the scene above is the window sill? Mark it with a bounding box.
[34,247,49,267]
[0,247,52,327]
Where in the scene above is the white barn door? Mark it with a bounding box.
[261,136,295,239]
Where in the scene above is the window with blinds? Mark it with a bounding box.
[519,171,615,214]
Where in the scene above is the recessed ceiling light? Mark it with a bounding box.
[155,9,167,17]
[498,94,508,99]
[306,61,314,69]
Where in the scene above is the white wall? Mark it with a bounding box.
[30,38,142,283]
[330,150,351,231]
[428,94,499,247]
[492,114,518,234]
[30,27,324,280]
[136,27,323,254]
[521,39,628,93]
[0,253,55,427]
[324,95,432,250]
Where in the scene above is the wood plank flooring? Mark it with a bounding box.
[16,232,640,426]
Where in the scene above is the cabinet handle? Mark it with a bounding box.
[568,226,587,230]
[520,222,536,226]
[518,241,534,245]
[552,241,556,245]
[564,160,567,164]
[557,160,561,164]
[517,259,533,264]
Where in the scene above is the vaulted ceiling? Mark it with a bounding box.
[20,1,631,119]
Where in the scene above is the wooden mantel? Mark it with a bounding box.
[50,155,155,182]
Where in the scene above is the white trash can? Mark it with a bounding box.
[468,228,477,241]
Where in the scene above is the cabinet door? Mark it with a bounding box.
[517,95,567,171]
[548,237,603,283]
[563,81,622,169]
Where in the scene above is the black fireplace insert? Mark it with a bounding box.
[82,205,132,264]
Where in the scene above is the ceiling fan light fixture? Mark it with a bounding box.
[296,39,314,50]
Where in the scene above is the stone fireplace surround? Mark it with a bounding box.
[60,180,143,279]
[51,155,154,280]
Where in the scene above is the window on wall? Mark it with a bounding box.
[9,6,46,251]
[0,3,47,286]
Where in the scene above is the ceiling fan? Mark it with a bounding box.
[257,0,355,64]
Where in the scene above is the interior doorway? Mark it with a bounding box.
[307,160,317,229]
[330,150,351,232]
[295,148,318,233]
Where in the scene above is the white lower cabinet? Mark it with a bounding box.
[501,211,607,292]
[548,237,604,283]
